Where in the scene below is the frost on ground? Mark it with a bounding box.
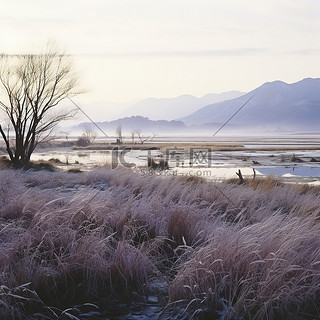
[0,167,320,319]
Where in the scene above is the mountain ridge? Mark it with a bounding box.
[70,78,320,136]
[178,78,320,132]
[72,115,188,135]
[119,91,246,120]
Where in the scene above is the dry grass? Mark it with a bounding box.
[0,167,320,319]
[228,174,283,191]
[70,141,245,151]
[169,216,320,319]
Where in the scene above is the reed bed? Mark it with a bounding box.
[0,167,320,319]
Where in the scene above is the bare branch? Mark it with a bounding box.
[134,129,156,144]
[0,46,80,165]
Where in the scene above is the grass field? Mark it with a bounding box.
[1,165,320,319]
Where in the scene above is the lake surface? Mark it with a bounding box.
[31,138,320,184]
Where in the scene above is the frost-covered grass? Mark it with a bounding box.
[0,167,320,319]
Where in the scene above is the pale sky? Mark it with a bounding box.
[1,0,320,106]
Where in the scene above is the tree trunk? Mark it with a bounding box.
[0,125,14,162]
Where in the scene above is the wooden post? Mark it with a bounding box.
[236,169,244,184]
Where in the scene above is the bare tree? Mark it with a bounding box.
[135,129,146,144]
[150,132,157,142]
[116,125,123,144]
[82,123,97,144]
[0,46,79,166]
[135,130,156,144]
[60,130,71,146]
[131,130,136,144]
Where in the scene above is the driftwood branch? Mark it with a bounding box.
[236,169,244,184]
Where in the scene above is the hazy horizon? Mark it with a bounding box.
[1,0,319,113]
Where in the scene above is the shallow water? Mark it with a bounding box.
[31,140,320,183]
[257,166,320,177]
[74,303,165,320]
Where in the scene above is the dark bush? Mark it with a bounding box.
[75,136,91,147]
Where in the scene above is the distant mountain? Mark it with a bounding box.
[120,91,246,120]
[73,116,188,135]
[179,78,320,133]
[72,100,141,122]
